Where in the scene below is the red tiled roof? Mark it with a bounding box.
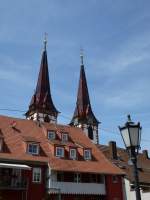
[98,143,150,184]
[0,115,124,175]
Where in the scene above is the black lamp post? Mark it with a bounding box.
[119,115,142,200]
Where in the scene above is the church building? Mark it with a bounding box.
[0,39,124,200]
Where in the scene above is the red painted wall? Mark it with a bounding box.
[0,164,47,200]
[1,166,123,200]
[24,164,47,200]
[105,175,123,200]
[0,190,23,200]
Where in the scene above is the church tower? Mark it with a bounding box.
[70,51,100,144]
[25,38,59,123]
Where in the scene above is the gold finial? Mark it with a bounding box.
[44,32,48,50]
[80,48,84,65]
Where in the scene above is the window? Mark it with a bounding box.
[11,169,21,187]
[32,168,41,183]
[62,133,68,142]
[28,143,39,155]
[81,174,104,183]
[56,147,64,157]
[74,173,81,183]
[0,138,3,152]
[82,173,90,183]
[44,115,50,123]
[84,149,91,160]
[48,131,56,140]
[112,175,118,183]
[64,172,74,182]
[88,126,94,140]
[70,149,77,160]
[57,172,64,182]
[97,174,104,183]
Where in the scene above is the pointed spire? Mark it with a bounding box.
[26,37,59,120]
[70,53,99,125]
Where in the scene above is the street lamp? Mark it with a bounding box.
[119,115,142,200]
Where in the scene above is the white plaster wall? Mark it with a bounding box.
[124,178,150,200]
[77,123,98,144]
[28,112,56,123]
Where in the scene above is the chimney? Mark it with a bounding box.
[109,141,118,160]
[142,150,149,159]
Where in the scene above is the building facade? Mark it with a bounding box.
[0,42,124,200]
[98,141,150,200]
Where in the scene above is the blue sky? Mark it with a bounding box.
[0,0,150,152]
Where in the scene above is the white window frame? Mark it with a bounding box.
[48,131,56,140]
[74,173,81,183]
[28,143,39,155]
[70,148,77,160]
[84,149,91,160]
[62,133,68,142]
[56,147,64,158]
[32,168,41,183]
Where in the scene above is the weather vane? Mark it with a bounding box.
[44,32,48,50]
[80,48,84,65]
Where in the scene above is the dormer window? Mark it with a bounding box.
[28,143,39,155]
[70,148,77,160]
[62,133,68,142]
[84,149,91,160]
[48,131,56,140]
[56,147,64,158]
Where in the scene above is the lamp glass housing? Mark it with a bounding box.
[119,122,141,149]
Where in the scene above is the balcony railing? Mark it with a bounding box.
[0,178,28,190]
[48,181,106,195]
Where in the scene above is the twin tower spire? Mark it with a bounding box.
[26,40,99,144]
[25,39,59,123]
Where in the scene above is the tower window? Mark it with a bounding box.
[88,126,93,140]
[44,115,50,123]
